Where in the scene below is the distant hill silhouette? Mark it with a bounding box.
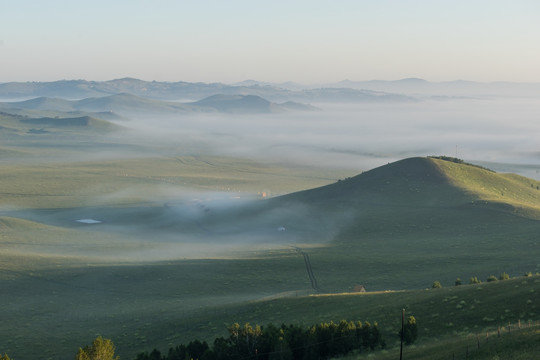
[1,93,318,116]
[20,115,120,131]
[0,78,419,102]
[192,94,319,113]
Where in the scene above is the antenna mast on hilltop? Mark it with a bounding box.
[455,144,458,158]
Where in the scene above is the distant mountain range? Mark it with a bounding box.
[0,78,418,103]
[0,93,319,117]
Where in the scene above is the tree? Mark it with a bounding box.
[499,272,510,280]
[399,316,418,345]
[487,275,498,282]
[228,322,262,358]
[432,281,442,288]
[469,276,482,284]
[75,336,119,360]
[1,354,11,360]
[455,277,462,286]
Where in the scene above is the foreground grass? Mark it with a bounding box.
[2,250,539,360]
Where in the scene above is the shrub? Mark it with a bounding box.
[432,281,442,288]
[469,276,482,284]
[499,272,510,280]
[455,277,462,286]
[487,275,498,282]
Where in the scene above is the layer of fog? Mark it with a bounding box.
[122,97,540,179]
[4,95,540,262]
[2,184,332,261]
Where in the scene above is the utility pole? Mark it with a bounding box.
[400,308,404,360]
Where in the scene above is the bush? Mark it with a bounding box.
[469,276,482,284]
[432,281,442,288]
[455,277,462,286]
[487,275,498,282]
[499,272,510,280]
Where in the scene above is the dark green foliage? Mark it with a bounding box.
[499,272,510,280]
[135,319,384,360]
[469,276,482,284]
[487,275,498,282]
[432,281,442,288]
[455,277,462,286]
[75,336,119,360]
[399,316,418,345]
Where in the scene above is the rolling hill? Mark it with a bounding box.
[197,156,540,290]
[15,156,540,292]
[2,156,540,359]
[0,93,318,117]
[191,94,319,113]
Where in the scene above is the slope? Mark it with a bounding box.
[240,157,540,291]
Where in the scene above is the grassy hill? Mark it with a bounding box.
[1,156,540,359]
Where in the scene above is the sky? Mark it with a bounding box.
[1,0,540,84]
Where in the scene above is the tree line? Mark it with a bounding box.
[136,319,389,360]
[1,317,421,360]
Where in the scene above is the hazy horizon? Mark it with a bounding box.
[2,1,540,83]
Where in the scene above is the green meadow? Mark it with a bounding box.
[1,112,540,359]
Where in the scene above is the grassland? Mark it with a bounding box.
[2,110,540,359]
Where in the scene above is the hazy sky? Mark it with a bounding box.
[1,0,540,83]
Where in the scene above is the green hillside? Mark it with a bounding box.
[2,157,540,359]
[241,157,540,291]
